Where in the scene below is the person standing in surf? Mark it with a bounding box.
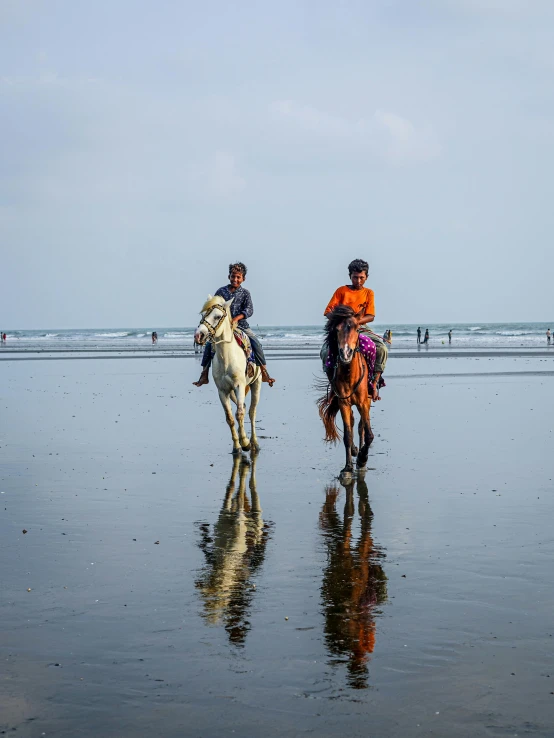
[322,258,388,401]
[193,262,275,388]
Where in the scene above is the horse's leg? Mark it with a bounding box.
[367,398,374,447]
[248,375,262,452]
[356,400,374,469]
[357,417,364,457]
[234,384,251,451]
[219,389,242,454]
[351,415,361,458]
[339,402,354,475]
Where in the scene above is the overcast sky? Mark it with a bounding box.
[1,0,553,328]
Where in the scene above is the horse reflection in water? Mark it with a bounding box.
[319,474,388,689]
[195,453,272,645]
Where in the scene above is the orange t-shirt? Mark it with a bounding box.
[324,286,375,317]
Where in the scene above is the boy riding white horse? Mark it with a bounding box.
[194,292,262,454]
[193,262,275,388]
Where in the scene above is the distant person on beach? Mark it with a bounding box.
[2,333,6,342]
[193,262,275,387]
[448,329,452,344]
[152,331,158,344]
[322,258,388,401]
[417,327,421,344]
[547,329,551,344]
[423,329,429,344]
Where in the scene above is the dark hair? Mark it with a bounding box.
[348,259,369,276]
[229,262,247,277]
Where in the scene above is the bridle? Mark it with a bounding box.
[199,305,234,345]
[329,337,366,400]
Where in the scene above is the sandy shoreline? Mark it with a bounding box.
[1,354,553,736]
[2,346,554,361]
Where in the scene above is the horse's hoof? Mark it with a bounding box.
[356,462,367,471]
[232,448,242,456]
[241,441,251,451]
[351,445,359,457]
[340,467,353,476]
[250,443,260,453]
[357,450,369,466]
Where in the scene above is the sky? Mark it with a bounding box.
[1,0,553,328]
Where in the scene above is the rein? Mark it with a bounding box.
[329,343,366,400]
[200,305,234,345]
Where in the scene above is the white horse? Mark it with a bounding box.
[194,295,262,454]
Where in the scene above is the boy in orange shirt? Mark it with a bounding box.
[323,258,388,401]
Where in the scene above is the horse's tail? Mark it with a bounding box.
[317,385,341,444]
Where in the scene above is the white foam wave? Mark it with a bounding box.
[95,332,129,338]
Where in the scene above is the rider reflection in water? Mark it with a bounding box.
[319,475,387,689]
[195,454,273,646]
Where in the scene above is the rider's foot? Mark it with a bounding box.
[370,373,382,402]
[193,367,210,387]
[260,366,275,387]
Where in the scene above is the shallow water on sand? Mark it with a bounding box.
[1,357,553,736]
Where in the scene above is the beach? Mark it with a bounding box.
[1,351,554,737]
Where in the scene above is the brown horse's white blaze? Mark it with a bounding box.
[317,306,375,475]
[336,315,360,365]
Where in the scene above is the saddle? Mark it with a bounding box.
[233,329,256,377]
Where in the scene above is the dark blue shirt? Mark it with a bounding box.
[215,285,254,330]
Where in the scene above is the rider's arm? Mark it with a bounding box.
[359,289,376,325]
[358,314,375,325]
[242,290,254,320]
[324,287,343,316]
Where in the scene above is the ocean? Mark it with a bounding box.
[1,323,553,350]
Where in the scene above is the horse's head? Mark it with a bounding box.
[194,295,234,345]
[326,306,365,365]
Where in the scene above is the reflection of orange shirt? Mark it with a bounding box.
[324,286,375,317]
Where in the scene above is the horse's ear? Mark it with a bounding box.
[206,294,213,300]
[354,308,366,322]
[225,297,234,310]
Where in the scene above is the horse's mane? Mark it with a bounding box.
[324,305,355,354]
[200,294,226,314]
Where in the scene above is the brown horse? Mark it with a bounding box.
[317,306,374,475]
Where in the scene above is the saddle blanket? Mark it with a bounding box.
[325,333,377,375]
[209,329,255,371]
[233,328,255,364]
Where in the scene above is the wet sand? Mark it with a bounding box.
[1,355,553,737]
